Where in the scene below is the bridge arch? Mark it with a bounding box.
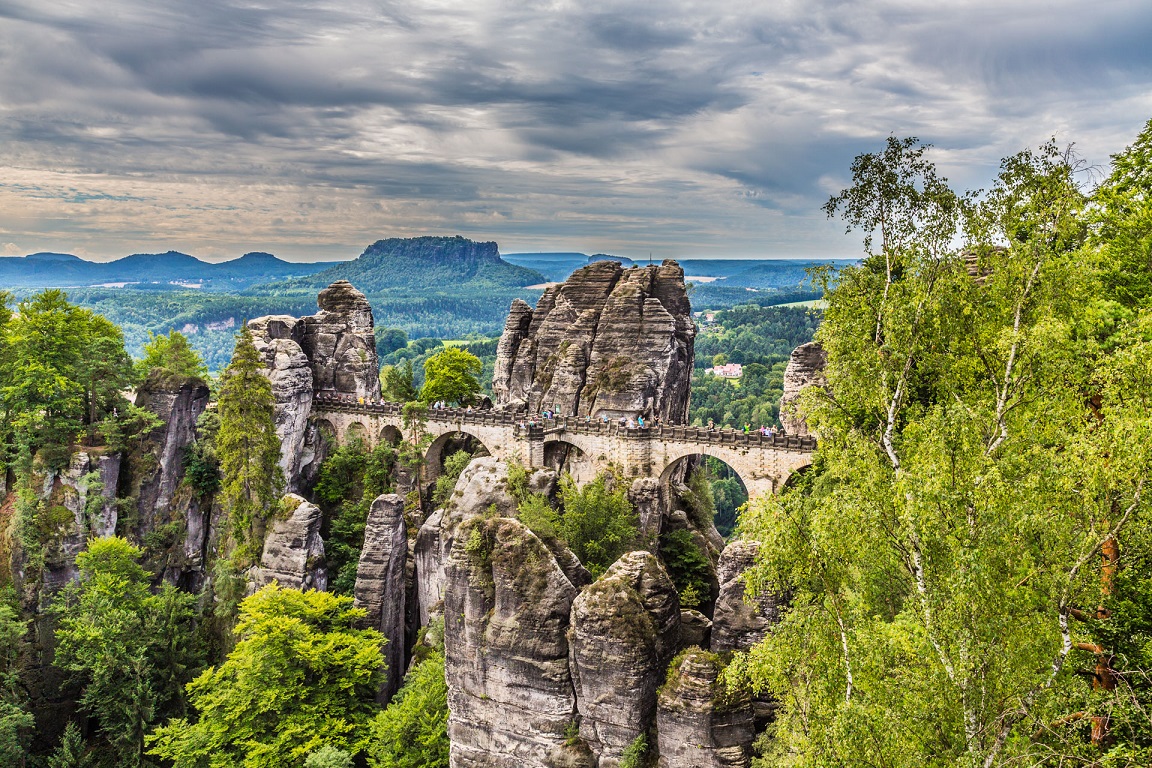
[425,429,493,481]
[658,453,750,538]
[379,424,403,446]
[345,421,369,446]
[542,439,599,486]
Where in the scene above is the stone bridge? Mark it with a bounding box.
[311,393,816,498]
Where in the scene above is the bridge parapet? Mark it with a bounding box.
[311,395,817,454]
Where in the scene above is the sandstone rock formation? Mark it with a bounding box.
[445,513,580,767]
[297,280,380,399]
[493,260,695,423]
[657,650,755,768]
[248,315,314,490]
[131,375,211,534]
[247,281,381,491]
[354,493,408,703]
[779,341,826,437]
[247,494,327,592]
[711,540,784,654]
[569,551,681,767]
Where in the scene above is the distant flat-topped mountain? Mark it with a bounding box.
[0,250,335,289]
[289,236,545,292]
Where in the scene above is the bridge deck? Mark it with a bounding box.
[311,393,817,453]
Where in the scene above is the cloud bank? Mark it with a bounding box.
[0,0,1149,260]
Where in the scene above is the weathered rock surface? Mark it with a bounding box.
[298,280,380,398]
[34,451,121,600]
[248,315,314,491]
[247,494,327,592]
[628,477,664,542]
[493,260,695,423]
[569,551,681,767]
[779,341,826,437]
[711,540,784,653]
[680,609,713,650]
[445,512,580,768]
[657,650,755,768]
[354,493,409,703]
[131,375,211,534]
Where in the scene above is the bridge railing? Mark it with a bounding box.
[309,393,817,452]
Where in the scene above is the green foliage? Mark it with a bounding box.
[183,410,221,498]
[431,450,473,509]
[728,134,1152,767]
[619,733,649,768]
[374,327,409,359]
[304,745,355,768]
[420,347,482,406]
[147,585,386,768]
[658,529,713,608]
[690,305,819,429]
[136,329,208,383]
[216,325,284,558]
[555,475,640,578]
[0,289,137,470]
[380,360,418,402]
[0,595,33,766]
[52,537,201,767]
[366,651,450,768]
[313,440,395,595]
[47,721,94,768]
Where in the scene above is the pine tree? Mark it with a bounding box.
[216,325,283,558]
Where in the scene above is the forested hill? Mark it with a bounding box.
[0,250,334,289]
[270,235,545,293]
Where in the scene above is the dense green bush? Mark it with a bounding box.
[367,651,450,768]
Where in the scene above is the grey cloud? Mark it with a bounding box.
[0,0,1148,260]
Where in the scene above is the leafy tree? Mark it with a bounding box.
[729,136,1152,767]
[304,745,355,768]
[380,360,418,402]
[0,597,33,767]
[419,347,482,406]
[0,290,135,469]
[366,651,449,768]
[374,327,408,359]
[47,722,93,768]
[659,529,713,609]
[51,537,200,767]
[510,466,641,578]
[136,329,208,382]
[216,325,283,557]
[313,440,395,595]
[147,585,386,768]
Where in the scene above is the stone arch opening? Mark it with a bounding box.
[659,454,750,539]
[345,421,369,446]
[781,461,814,491]
[425,430,492,480]
[379,424,403,446]
[542,440,597,486]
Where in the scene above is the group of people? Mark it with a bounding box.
[430,400,478,413]
[704,418,781,437]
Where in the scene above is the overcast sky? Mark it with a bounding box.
[0,0,1150,262]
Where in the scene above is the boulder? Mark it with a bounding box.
[247,495,327,592]
[657,650,755,768]
[445,513,580,768]
[569,551,680,767]
[680,609,713,650]
[779,341,826,437]
[493,260,695,423]
[353,493,408,703]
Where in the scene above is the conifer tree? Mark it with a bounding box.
[216,326,283,556]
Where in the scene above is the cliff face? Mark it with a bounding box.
[492,260,695,423]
